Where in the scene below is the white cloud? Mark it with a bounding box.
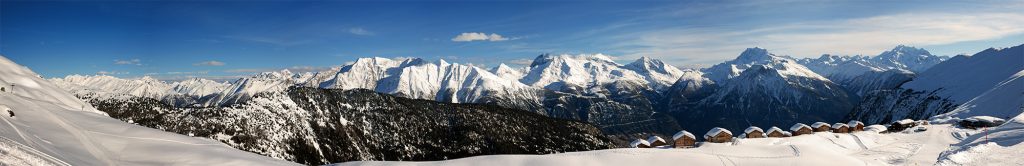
[614,12,1024,65]
[96,71,129,75]
[113,59,141,65]
[506,58,534,66]
[452,32,510,42]
[349,27,374,36]
[193,60,226,66]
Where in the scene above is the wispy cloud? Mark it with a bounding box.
[348,27,374,36]
[506,58,534,66]
[96,71,129,75]
[452,32,510,42]
[113,59,142,65]
[193,60,226,66]
[613,12,1024,66]
[225,66,335,74]
[223,36,312,46]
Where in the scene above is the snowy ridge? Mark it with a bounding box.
[51,75,174,100]
[902,44,1024,103]
[935,70,1024,120]
[797,45,946,83]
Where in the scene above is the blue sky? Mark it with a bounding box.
[1,0,1022,81]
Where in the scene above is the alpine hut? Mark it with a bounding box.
[790,123,813,136]
[811,122,832,132]
[631,139,651,148]
[671,130,697,148]
[888,119,917,132]
[704,127,733,143]
[765,126,787,138]
[647,135,667,147]
[847,120,865,131]
[832,123,850,133]
[743,126,766,138]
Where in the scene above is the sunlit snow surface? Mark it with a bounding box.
[333,124,996,166]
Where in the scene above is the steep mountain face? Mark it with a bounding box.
[90,87,613,165]
[840,70,915,97]
[848,44,1024,124]
[672,50,856,132]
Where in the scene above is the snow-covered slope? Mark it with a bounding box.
[0,55,296,165]
[934,70,1024,120]
[335,124,971,166]
[938,113,1024,165]
[849,44,1024,124]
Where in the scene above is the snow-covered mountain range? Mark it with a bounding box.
[50,45,960,138]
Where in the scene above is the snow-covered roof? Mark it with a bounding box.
[811,122,831,128]
[782,131,792,136]
[672,130,695,140]
[704,127,733,138]
[847,120,864,127]
[832,123,849,129]
[790,123,811,131]
[646,136,665,144]
[964,116,1006,124]
[865,125,887,132]
[896,119,915,125]
[630,139,650,147]
[766,126,784,134]
[744,126,764,134]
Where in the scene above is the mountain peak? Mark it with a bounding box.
[529,53,617,67]
[879,45,932,58]
[734,47,775,63]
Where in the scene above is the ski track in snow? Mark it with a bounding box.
[0,136,70,166]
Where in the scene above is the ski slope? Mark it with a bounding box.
[333,124,976,166]
[0,55,297,165]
